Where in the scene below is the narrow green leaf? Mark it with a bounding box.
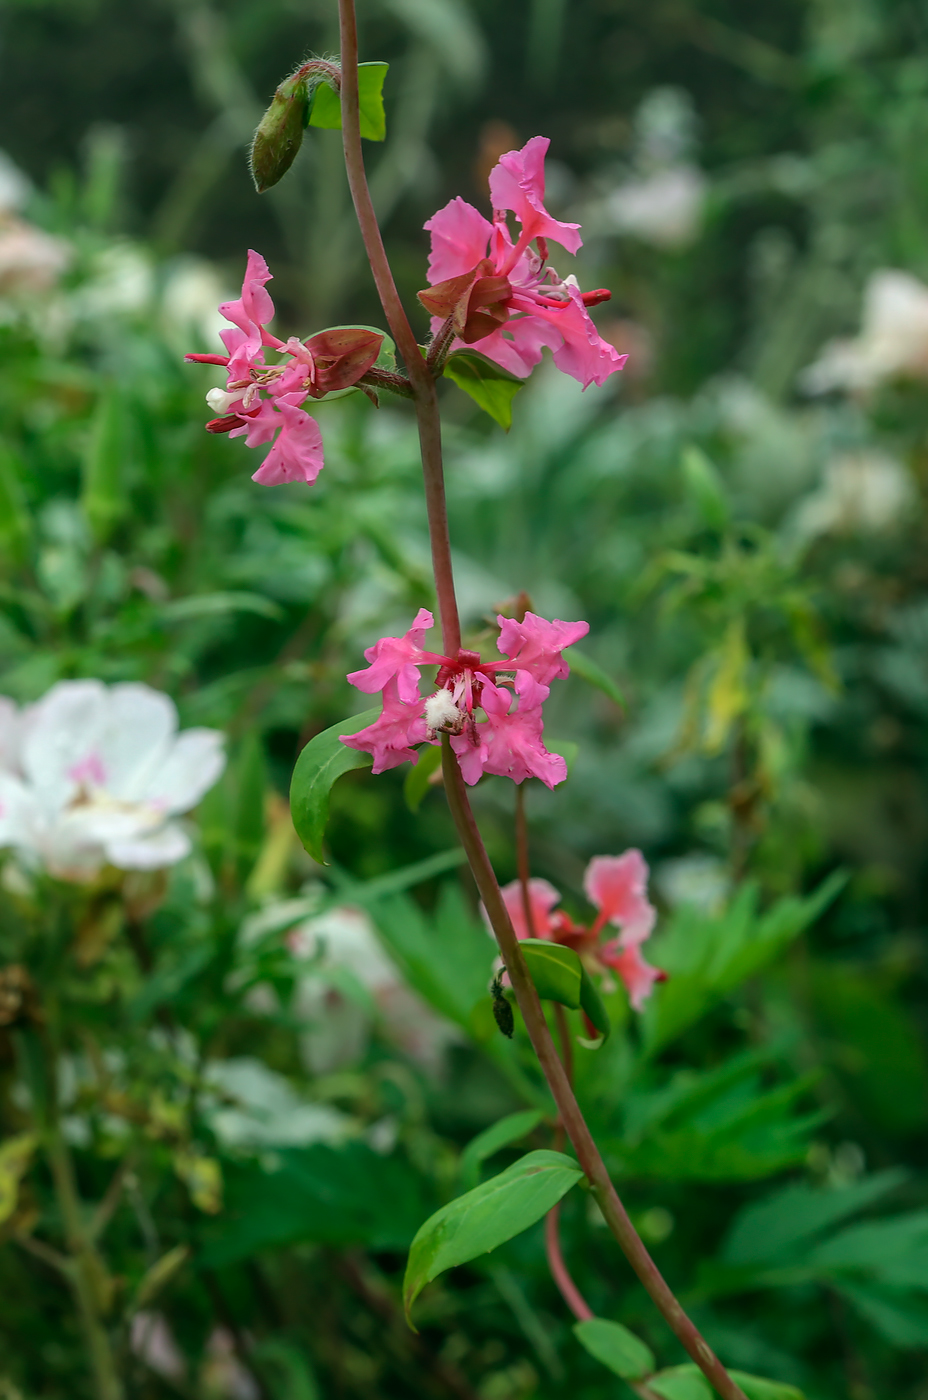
[403,1150,583,1326]
[159,591,283,622]
[565,647,625,708]
[403,742,443,811]
[289,710,379,865]
[520,940,582,1009]
[578,966,611,1046]
[443,349,524,430]
[729,1373,806,1400]
[573,1317,655,1380]
[0,441,30,565]
[82,390,126,543]
[308,63,389,141]
[682,445,730,531]
[132,1244,190,1312]
[459,1111,544,1191]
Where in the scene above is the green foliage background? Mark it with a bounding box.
[0,1,927,1398]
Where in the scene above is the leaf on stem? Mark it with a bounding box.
[403,742,443,810]
[443,349,524,429]
[573,1317,655,1380]
[403,1149,584,1326]
[520,940,581,1009]
[458,1110,544,1191]
[308,63,389,141]
[0,1134,37,1226]
[289,710,380,865]
[650,1367,805,1400]
[578,966,611,1046]
[565,647,625,708]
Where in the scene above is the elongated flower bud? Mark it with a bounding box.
[250,73,310,193]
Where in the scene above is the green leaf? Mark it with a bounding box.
[289,709,379,865]
[403,1150,584,1325]
[132,1244,190,1312]
[0,440,30,564]
[82,390,127,543]
[443,349,525,430]
[729,1373,806,1400]
[682,444,730,531]
[459,1111,544,1191]
[308,63,389,141]
[159,591,283,622]
[565,647,626,707]
[403,741,443,810]
[578,966,611,1045]
[648,1366,713,1400]
[520,940,582,1009]
[573,1317,655,1380]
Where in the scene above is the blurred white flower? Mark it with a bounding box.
[802,270,928,394]
[0,680,225,881]
[70,243,154,322]
[656,853,729,913]
[793,450,916,539]
[160,256,232,353]
[606,164,707,249]
[201,1328,259,1400]
[289,905,459,1075]
[204,1057,352,1150]
[131,1312,187,1384]
[0,151,31,212]
[0,212,71,298]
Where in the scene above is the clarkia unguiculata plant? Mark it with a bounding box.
[178,9,778,1400]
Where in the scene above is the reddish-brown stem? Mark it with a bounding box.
[336,9,746,1396]
[545,1202,593,1321]
[337,0,459,653]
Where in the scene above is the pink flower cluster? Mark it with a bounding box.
[186,251,382,487]
[419,137,627,387]
[500,850,664,1011]
[341,608,589,788]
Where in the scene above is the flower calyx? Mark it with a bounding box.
[418,259,513,345]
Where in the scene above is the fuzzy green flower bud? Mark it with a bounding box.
[250,73,310,194]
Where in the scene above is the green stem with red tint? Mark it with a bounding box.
[336,6,747,1396]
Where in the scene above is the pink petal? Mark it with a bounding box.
[425,197,494,283]
[513,285,627,388]
[340,678,429,773]
[498,877,562,941]
[584,851,656,945]
[219,249,275,336]
[496,611,589,685]
[346,609,438,704]
[249,400,324,486]
[477,677,567,789]
[599,940,663,1011]
[488,137,582,254]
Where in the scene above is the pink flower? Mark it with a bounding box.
[187,251,382,487]
[341,608,588,789]
[493,849,664,1011]
[418,137,627,388]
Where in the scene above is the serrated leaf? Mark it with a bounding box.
[403,742,443,811]
[443,349,524,429]
[520,940,582,1009]
[573,1317,655,1379]
[565,647,625,707]
[289,710,379,865]
[403,1150,583,1325]
[459,1111,544,1191]
[308,63,389,141]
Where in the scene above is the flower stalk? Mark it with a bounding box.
[336,4,748,1395]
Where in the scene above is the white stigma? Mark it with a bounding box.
[206,387,235,414]
[424,689,463,736]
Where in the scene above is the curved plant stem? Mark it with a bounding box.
[545,1201,593,1321]
[335,7,747,1396]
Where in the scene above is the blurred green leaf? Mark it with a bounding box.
[403,1150,584,1325]
[289,710,379,865]
[403,742,443,811]
[682,445,730,531]
[573,1317,655,1380]
[565,647,626,707]
[0,440,30,565]
[82,390,126,544]
[578,965,611,1045]
[459,1110,544,1191]
[159,591,283,622]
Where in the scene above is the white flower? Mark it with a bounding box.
[606,165,706,249]
[802,270,928,394]
[0,680,225,881]
[0,212,71,297]
[792,450,916,540]
[0,149,32,212]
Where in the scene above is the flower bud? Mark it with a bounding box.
[250,73,310,194]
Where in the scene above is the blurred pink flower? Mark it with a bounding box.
[341,607,587,788]
[418,137,626,387]
[497,850,663,1011]
[186,250,381,487]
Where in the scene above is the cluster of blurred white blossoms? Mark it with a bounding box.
[0,149,71,305]
[0,680,225,882]
[792,449,916,540]
[802,269,928,394]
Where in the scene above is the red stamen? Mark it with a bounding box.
[205,414,245,434]
[581,288,612,307]
[185,353,230,365]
